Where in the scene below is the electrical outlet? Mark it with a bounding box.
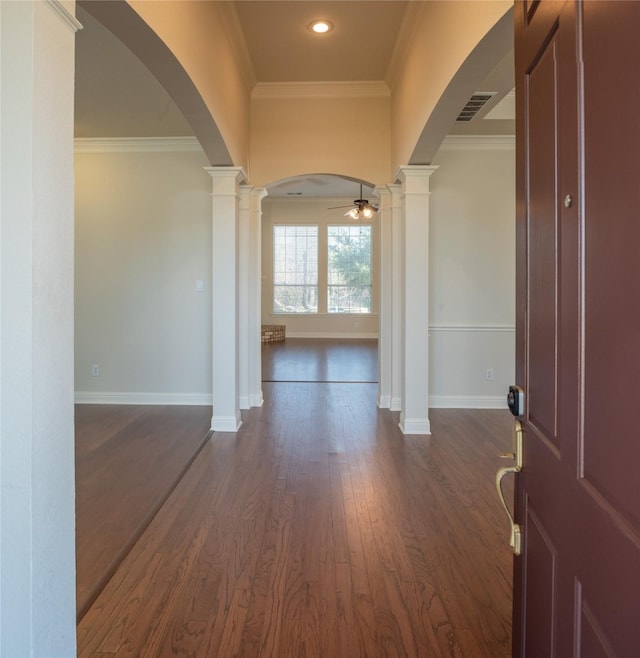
[91,364,100,377]
[485,368,494,381]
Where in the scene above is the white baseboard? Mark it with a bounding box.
[239,395,251,410]
[75,391,212,405]
[429,395,508,409]
[75,391,507,411]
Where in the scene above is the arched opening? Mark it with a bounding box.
[260,174,380,386]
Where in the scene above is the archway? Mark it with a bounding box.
[260,174,380,388]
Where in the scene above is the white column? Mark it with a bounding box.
[395,166,438,434]
[248,187,267,407]
[1,1,80,655]
[238,186,251,410]
[206,166,246,431]
[238,185,266,410]
[376,186,392,408]
[389,183,403,412]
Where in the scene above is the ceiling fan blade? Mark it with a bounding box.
[327,204,354,210]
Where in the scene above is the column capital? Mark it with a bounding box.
[385,183,403,207]
[238,185,252,209]
[239,185,268,210]
[250,186,269,201]
[204,166,247,195]
[374,186,391,211]
[394,165,439,194]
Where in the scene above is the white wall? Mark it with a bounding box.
[261,197,379,338]
[429,137,515,407]
[74,142,213,404]
[1,1,78,655]
[74,138,514,407]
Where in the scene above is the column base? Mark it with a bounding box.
[250,392,264,407]
[399,416,431,435]
[210,414,242,432]
[377,393,391,409]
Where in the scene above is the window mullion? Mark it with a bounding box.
[318,225,328,313]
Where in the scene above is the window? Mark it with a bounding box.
[327,225,372,313]
[270,222,374,316]
[273,225,318,313]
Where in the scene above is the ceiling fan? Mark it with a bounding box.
[328,183,378,219]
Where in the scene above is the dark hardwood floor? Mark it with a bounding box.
[75,404,212,619]
[262,337,378,382]
[77,372,514,656]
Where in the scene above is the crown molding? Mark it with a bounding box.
[74,137,203,153]
[385,1,426,89]
[440,135,515,151]
[73,135,513,156]
[252,81,390,100]
[45,0,83,32]
[216,1,257,93]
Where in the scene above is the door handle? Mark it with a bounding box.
[496,420,523,556]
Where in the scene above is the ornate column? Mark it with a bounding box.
[238,184,267,409]
[248,187,267,407]
[389,183,403,412]
[376,186,392,408]
[395,165,438,434]
[238,186,251,409]
[205,166,246,431]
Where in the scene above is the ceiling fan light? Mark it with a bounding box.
[346,208,359,219]
[363,207,374,219]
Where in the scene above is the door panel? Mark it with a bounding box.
[523,503,556,658]
[579,598,617,658]
[514,2,640,656]
[581,1,640,534]
[526,32,559,443]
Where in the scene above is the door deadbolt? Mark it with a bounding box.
[507,385,525,417]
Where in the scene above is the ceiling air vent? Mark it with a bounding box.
[456,92,496,122]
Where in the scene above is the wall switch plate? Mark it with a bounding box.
[485,368,494,381]
[195,279,204,292]
[91,364,100,377]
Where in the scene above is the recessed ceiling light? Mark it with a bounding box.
[309,20,333,34]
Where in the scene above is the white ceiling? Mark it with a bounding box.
[74,1,514,197]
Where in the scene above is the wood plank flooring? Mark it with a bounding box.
[75,404,212,619]
[262,338,378,382]
[77,382,513,657]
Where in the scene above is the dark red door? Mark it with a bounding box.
[512,1,640,655]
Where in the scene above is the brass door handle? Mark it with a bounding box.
[495,421,523,556]
[496,465,521,555]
